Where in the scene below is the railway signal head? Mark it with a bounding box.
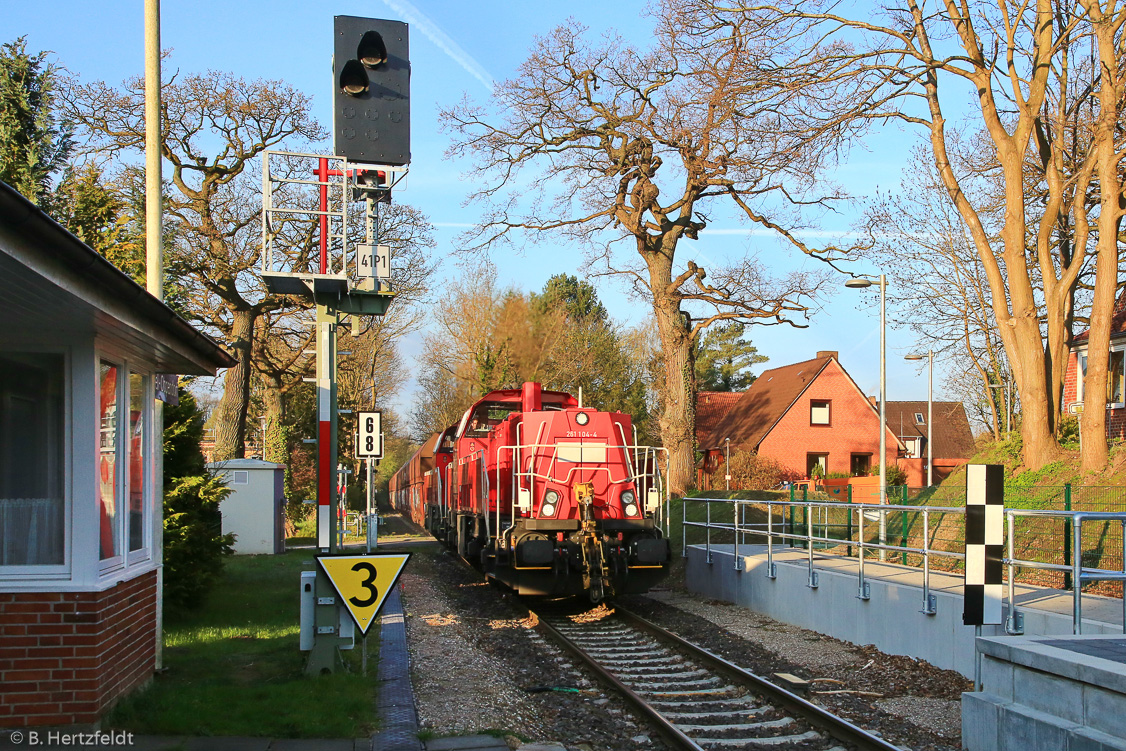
[333,16,410,166]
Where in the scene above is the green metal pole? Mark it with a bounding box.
[789,485,796,548]
[801,486,808,550]
[1064,483,1073,591]
[901,485,909,564]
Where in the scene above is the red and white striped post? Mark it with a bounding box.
[315,305,338,553]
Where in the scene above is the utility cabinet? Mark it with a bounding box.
[208,459,287,554]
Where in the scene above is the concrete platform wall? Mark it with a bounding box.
[685,545,1120,678]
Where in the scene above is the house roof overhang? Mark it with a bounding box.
[0,182,234,375]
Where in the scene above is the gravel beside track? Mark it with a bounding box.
[389,516,968,751]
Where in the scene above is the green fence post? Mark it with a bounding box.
[789,484,795,549]
[1064,483,1073,591]
[800,486,808,550]
[901,486,909,564]
[847,483,854,557]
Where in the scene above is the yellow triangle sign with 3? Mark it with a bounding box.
[317,553,410,635]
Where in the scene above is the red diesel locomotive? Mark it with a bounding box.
[389,382,671,601]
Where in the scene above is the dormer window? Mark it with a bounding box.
[915,412,925,425]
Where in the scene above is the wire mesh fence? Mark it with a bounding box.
[680,482,1126,598]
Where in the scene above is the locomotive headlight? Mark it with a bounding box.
[575,412,589,426]
[541,490,560,517]
[622,490,638,517]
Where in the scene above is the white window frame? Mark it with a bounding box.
[0,347,72,578]
[902,437,922,459]
[1076,344,1126,409]
[97,360,154,577]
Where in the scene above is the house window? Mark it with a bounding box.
[233,470,250,485]
[1110,350,1124,405]
[915,412,925,425]
[99,361,121,561]
[806,453,828,478]
[810,399,831,425]
[100,363,152,565]
[903,437,922,458]
[1077,348,1126,407]
[0,353,65,566]
[128,373,148,554]
[850,453,871,476]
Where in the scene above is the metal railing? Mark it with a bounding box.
[682,496,1126,635]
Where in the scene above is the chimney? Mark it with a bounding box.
[817,351,838,361]
[868,396,877,406]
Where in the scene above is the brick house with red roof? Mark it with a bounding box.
[1063,289,1126,440]
[884,401,976,486]
[696,391,743,446]
[697,352,974,488]
[699,352,903,485]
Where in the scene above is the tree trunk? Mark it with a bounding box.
[646,245,696,496]
[1078,12,1121,472]
[213,309,255,461]
[262,379,288,465]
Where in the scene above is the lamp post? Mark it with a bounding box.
[846,274,887,559]
[906,350,933,487]
[725,437,731,492]
[989,382,1010,436]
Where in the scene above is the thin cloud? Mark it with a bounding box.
[380,0,495,92]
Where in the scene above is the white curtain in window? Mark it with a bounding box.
[0,497,63,565]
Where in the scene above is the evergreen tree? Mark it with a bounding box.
[694,322,767,392]
[0,37,73,203]
[162,384,234,609]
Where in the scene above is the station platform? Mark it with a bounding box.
[685,543,1124,678]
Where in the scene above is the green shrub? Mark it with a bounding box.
[715,450,803,490]
[162,385,234,609]
[885,464,908,486]
[162,473,234,608]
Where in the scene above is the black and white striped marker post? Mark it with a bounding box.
[963,463,1004,627]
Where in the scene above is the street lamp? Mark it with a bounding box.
[846,274,887,560]
[989,382,1011,436]
[724,437,731,492]
[905,350,933,487]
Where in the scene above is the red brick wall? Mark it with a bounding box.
[0,571,157,727]
[758,361,898,479]
[1063,350,1080,406]
[1109,408,1126,440]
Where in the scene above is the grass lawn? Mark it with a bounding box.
[107,550,381,738]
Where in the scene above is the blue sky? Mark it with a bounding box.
[3,0,946,412]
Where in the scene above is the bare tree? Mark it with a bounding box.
[736,0,1124,469]
[66,69,325,460]
[442,4,875,492]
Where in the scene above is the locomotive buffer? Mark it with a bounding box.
[258,15,410,675]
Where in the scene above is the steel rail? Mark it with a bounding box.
[614,606,902,751]
[533,613,706,751]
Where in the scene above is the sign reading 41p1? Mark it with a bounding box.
[317,553,410,634]
[357,244,390,280]
[356,410,382,458]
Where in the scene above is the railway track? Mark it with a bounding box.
[533,604,902,751]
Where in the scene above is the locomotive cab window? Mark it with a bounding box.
[466,403,519,435]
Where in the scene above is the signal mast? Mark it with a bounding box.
[260,16,409,674]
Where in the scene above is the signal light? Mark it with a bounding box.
[357,31,387,67]
[339,60,369,95]
[333,16,410,166]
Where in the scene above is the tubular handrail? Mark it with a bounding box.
[683,496,1126,635]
